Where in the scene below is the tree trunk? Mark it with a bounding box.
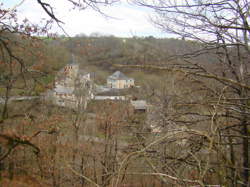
[242,121,249,187]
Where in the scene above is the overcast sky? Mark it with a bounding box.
[3,0,168,38]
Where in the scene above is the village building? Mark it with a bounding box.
[130,100,147,113]
[93,89,129,101]
[54,58,81,86]
[52,56,93,109]
[53,85,76,107]
[107,71,134,89]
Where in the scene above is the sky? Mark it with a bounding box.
[2,0,168,38]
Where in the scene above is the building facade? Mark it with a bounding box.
[52,59,93,109]
[107,71,134,89]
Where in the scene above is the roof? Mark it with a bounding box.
[54,85,74,94]
[108,71,133,80]
[131,100,147,110]
[95,85,112,93]
[96,90,125,96]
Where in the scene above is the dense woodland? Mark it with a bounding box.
[0,0,250,187]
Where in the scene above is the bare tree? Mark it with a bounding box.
[0,0,119,185]
[114,0,250,186]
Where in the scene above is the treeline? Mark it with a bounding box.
[55,35,218,72]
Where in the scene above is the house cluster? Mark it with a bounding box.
[49,59,158,133]
[51,59,147,113]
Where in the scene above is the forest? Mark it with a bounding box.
[0,0,249,187]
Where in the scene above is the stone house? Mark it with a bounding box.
[55,62,79,87]
[107,71,134,89]
[130,100,147,113]
[53,85,76,107]
[52,58,93,109]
